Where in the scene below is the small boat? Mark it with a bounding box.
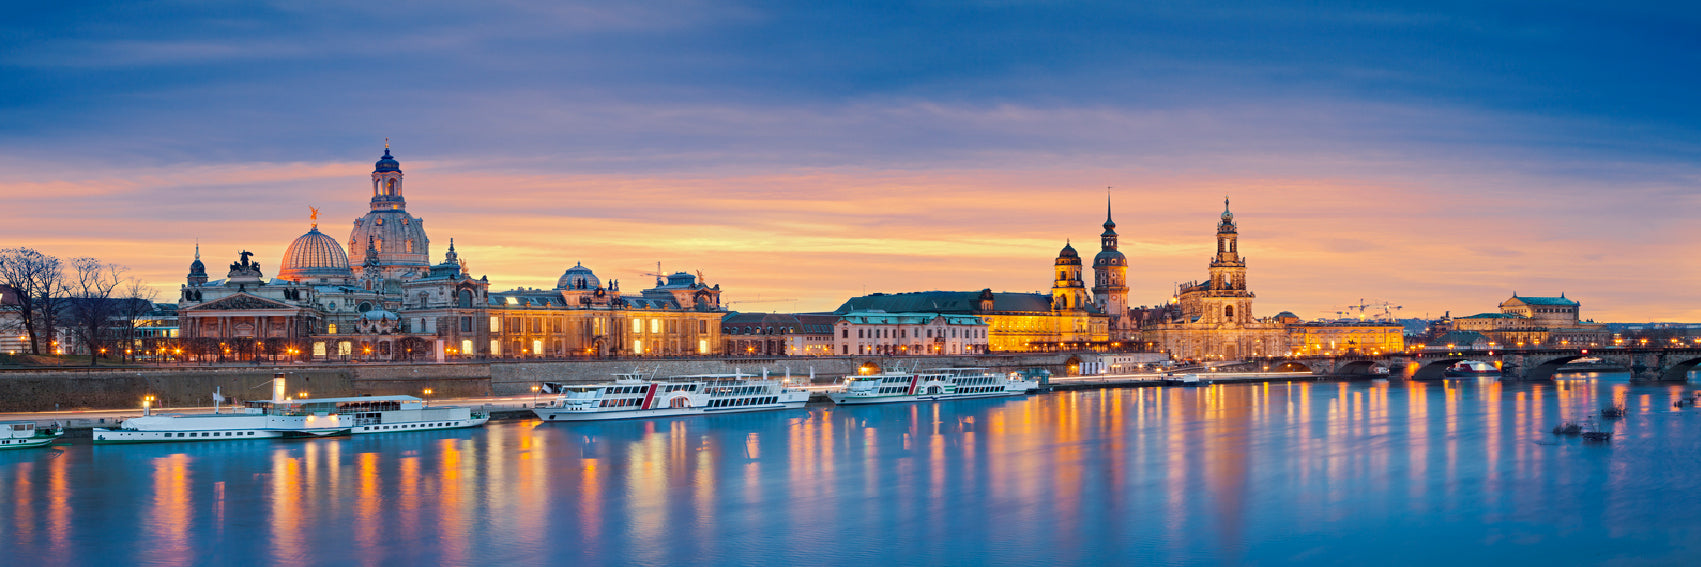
[827,368,1039,405]
[0,421,62,450]
[533,372,810,422]
[1443,360,1501,378]
[1163,373,1212,387]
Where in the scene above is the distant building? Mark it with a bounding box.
[721,312,837,356]
[1448,293,1610,348]
[834,311,989,356]
[174,146,726,362]
[1285,320,1405,356]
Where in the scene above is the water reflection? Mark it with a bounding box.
[4,378,1701,565]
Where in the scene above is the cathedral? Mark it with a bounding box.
[176,145,725,362]
[1140,199,1289,361]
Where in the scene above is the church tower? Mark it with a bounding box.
[349,142,432,281]
[187,243,208,286]
[1092,195,1129,326]
[1051,241,1092,311]
[1203,197,1254,325]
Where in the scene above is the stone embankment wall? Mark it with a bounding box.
[0,354,1072,412]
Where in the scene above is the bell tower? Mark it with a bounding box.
[1092,194,1129,322]
[370,140,406,212]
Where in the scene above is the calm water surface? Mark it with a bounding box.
[5,377,1701,566]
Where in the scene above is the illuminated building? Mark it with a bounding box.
[834,241,1111,353]
[1142,199,1288,361]
[487,269,725,357]
[834,311,989,356]
[175,146,725,361]
[721,312,838,356]
[1447,293,1610,347]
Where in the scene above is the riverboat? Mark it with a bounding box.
[0,421,62,450]
[1443,360,1501,378]
[533,373,810,422]
[826,368,1039,405]
[93,373,487,444]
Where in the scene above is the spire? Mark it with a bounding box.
[194,240,200,260]
[1224,195,1231,214]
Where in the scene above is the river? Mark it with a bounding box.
[4,376,1701,565]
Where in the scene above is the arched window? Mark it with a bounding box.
[457,289,473,308]
[359,302,372,313]
[1225,305,1234,319]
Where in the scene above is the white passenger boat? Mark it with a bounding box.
[533,372,810,422]
[0,421,62,450]
[826,367,1039,405]
[93,373,488,444]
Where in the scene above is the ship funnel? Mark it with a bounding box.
[273,372,286,403]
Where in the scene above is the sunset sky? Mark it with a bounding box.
[3,2,1698,321]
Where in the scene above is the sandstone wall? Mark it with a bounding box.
[0,354,1075,411]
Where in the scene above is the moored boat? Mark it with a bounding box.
[826,368,1039,405]
[93,372,487,444]
[1443,360,1501,378]
[533,372,809,422]
[0,421,62,450]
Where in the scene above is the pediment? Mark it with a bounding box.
[188,293,298,311]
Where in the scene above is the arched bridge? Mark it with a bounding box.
[1226,348,1701,382]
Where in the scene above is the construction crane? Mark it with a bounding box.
[724,297,799,311]
[1334,298,1404,322]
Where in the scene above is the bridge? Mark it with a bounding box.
[1218,348,1701,382]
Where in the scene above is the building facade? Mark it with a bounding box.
[834,311,989,356]
[1142,200,1289,361]
[174,146,727,362]
[832,239,1111,354]
[1447,293,1611,348]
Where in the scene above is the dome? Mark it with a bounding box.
[278,227,352,281]
[362,309,398,321]
[188,257,206,275]
[1058,242,1079,258]
[556,262,601,290]
[375,148,400,172]
[1094,248,1126,266]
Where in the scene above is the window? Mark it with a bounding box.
[700,320,708,333]
[650,319,661,334]
[632,319,642,333]
[844,329,850,338]
[327,324,338,334]
[491,317,501,332]
[634,339,643,353]
[461,317,472,332]
[406,239,414,253]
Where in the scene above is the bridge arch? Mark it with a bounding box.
[1274,361,1313,373]
[1411,358,1466,381]
[1660,356,1701,382]
[1337,360,1390,376]
[1524,355,1587,382]
[1065,355,1083,376]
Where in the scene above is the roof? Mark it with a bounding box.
[1434,331,1487,345]
[1507,295,1578,306]
[1457,312,1522,319]
[834,290,1083,315]
[838,311,985,326]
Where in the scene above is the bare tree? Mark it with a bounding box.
[0,248,66,355]
[65,258,126,366]
[116,277,158,362]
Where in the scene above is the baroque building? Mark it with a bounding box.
[176,145,726,362]
[834,243,1110,353]
[1091,197,1133,341]
[1142,199,1288,361]
[1445,293,1610,348]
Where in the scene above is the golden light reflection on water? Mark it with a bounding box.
[12,376,1701,565]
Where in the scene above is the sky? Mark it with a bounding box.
[2,1,1698,321]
